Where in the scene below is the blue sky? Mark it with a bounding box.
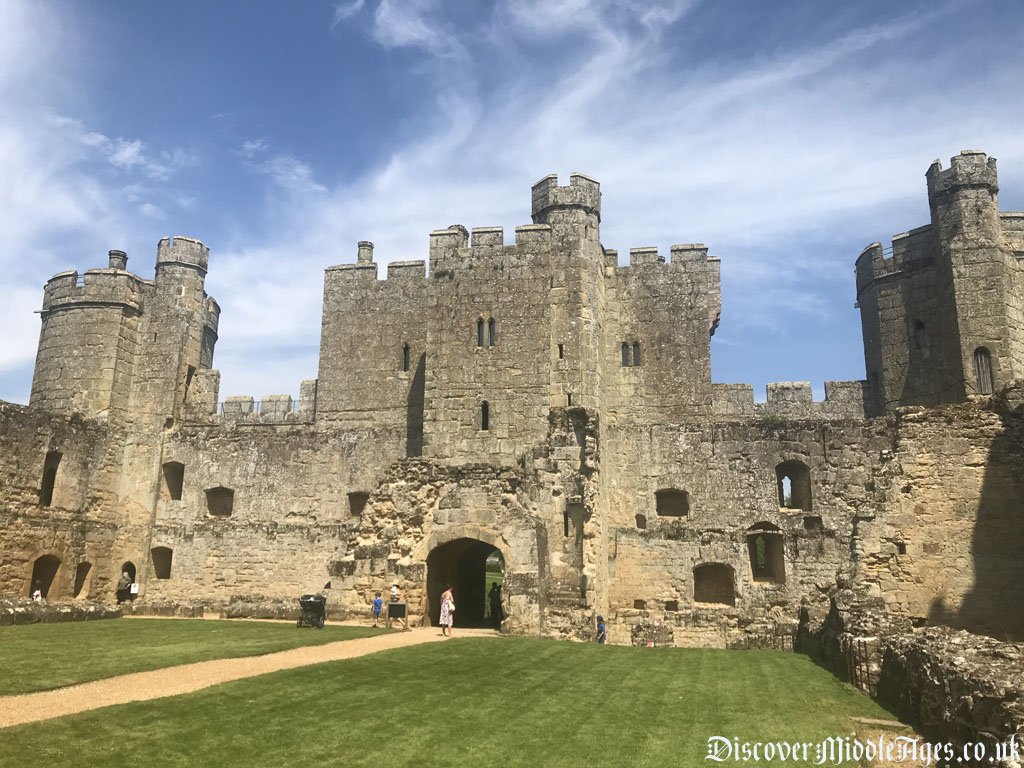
[3,0,1024,404]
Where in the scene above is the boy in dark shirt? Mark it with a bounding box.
[596,615,607,644]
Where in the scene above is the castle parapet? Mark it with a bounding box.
[156,235,209,277]
[713,380,867,420]
[387,260,426,280]
[629,247,664,267]
[926,150,998,203]
[514,223,551,246]
[531,172,601,223]
[429,225,469,273]
[471,227,503,247]
[41,268,145,316]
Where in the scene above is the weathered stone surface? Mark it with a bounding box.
[0,155,1022,667]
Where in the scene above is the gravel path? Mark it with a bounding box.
[0,627,494,728]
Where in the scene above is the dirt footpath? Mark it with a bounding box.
[0,627,494,728]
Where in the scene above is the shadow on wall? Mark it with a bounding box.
[406,353,425,458]
[939,391,1024,639]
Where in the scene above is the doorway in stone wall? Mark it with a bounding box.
[426,538,504,628]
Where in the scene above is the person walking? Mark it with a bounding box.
[439,584,455,637]
[371,592,383,627]
[596,615,607,644]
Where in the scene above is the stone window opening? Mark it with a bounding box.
[477,318,484,347]
[621,342,630,367]
[632,341,641,366]
[664,600,679,612]
[896,541,907,555]
[39,450,62,507]
[567,393,573,406]
[151,547,173,579]
[162,461,184,501]
[634,599,647,610]
[655,489,689,517]
[802,515,823,533]
[558,343,564,359]
[488,317,496,347]
[974,347,993,394]
[205,486,234,517]
[402,343,411,372]
[634,514,647,530]
[73,561,92,598]
[693,563,736,606]
[185,365,196,393]
[776,460,811,511]
[348,492,369,517]
[30,554,61,599]
[480,401,490,431]
[746,522,786,584]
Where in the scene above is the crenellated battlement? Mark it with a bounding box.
[156,235,209,276]
[712,380,867,420]
[530,172,601,224]
[926,150,999,203]
[41,268,146,316]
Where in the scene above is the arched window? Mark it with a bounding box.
[632,341,641,366]
[162,461,184,501]
[39,450,62,507]
[481,401,490,431]
[746,522,785,584]
[693,564,735,606]
[477,318,485,347]
[403,343,411,372]
[488,317,496,347]
[151,547,173,580]
[775,460,811,511]
[974,347,993,394]
[30,554,61,599]
[621,342,630,367]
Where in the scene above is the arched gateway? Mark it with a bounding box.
[426,538,504,628]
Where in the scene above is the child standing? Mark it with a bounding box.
[596,615,607,644]
[372,592,383,627]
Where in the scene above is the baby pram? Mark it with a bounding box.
[297,594,326,628]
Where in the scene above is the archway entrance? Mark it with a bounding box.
[30,555,61,599]
[426,538,504,628]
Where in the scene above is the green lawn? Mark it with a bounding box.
[0,618,387,695]
[0,636,891,768]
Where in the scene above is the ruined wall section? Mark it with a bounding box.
[139,422,366,610]
[423,226,554,464]
[0,403,125,602]
[602,417,890,646]
[854,388,1024,638]
[316,244,428,463]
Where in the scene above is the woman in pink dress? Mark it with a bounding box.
[439,584,454,637]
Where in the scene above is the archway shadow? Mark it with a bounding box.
[426,538,502,628]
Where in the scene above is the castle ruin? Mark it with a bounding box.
[2,150,1022,649]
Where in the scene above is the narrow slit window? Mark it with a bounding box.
[477,318,484,347]
[632,342,641,366]
[403,343,411,372]
[621,342,630,367]
[481,401,490,431]
[39,450,62,507]
[974,347,993,394]
[558,343,564,359]
[488,317,496,347]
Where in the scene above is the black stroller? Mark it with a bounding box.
[297,594,326,628]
